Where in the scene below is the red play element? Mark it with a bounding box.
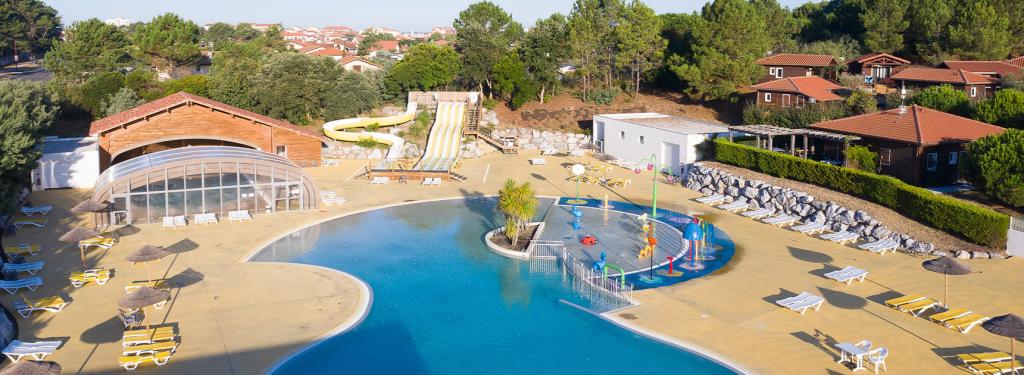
[581,235,597,246]
[667,256,675,274]
[647,236,657,246]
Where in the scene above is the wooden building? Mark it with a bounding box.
[810,105,1004,186]
[847,52,911,85]
[749,76,843,108]
[89,92,326,171]
[755,53,839,82]
[890,68,997,100]
[940,59,1024,79]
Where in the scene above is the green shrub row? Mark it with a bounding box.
[712,138,1010,247]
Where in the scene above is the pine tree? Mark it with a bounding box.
[906,0,954,63]
[948,0,1012,60]
[615,1,666,97]
[0,81,58,213]
[859,0,909,53]
[522,14,568,103]
[452,2,523,99]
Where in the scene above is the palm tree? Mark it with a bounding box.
[496,179,539,247]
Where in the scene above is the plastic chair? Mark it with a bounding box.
[867,348,888,374]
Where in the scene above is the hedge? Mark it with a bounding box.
[712,138,1010,247]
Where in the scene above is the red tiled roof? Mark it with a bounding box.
[298,44,329,54]
[810,105,1004,145]
[308,47,346,57]
[749,76,843,102]
[941,60,1023,76]
[372,40,399,51]
[850,52,911,65]
[89,92,326,141]
[339,56,381,67]
[890,67,995,85]
[755,53,837,67]
[1006,56,1024,68]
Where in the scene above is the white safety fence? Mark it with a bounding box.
[527,240,635,311]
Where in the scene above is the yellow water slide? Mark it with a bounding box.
[322,101,417,159]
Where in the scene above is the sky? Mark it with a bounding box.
[47,0,815,31]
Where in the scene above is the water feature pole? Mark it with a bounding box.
[648,153,658,218]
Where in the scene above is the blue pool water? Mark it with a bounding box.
[253,198,737,374]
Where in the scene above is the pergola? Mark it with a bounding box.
[727,125,860,164]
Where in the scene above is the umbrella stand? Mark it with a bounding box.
[79,244,86,269]
[943,274,948,308]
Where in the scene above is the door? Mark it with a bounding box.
[661,141,681,176]
[782,94,791,107]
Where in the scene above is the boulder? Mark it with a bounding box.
[955,250,972,259]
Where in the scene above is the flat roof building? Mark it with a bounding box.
[593,113,729,176]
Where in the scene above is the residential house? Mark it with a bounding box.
[368,40,401,58]
[940,59,1024,80]
[755,53,839,82]
[593,113,729,176]
[890,67,997,100]
[340,56,382,73]
[750,76,843,108]
[810,105,1004,186]
[307,47,347,61]
[248,24,278,33]
[847,52,911,84]
[1007,56,1024,68]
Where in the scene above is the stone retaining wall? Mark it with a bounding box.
[490,127,591,153]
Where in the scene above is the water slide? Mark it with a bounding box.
[322,101,417,160]
[414,102,467,171]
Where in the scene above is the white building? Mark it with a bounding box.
[103,17,134,27]
[30,137,99,190]
[593,113,728,176]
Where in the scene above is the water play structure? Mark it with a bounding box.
[413,101,468,171]
[322,101,417,160]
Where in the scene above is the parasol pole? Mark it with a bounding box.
[943,273,949,308]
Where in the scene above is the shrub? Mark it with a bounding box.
[964,129,1024,207]
[845,145,877,172]
[910,84,972,116]
[844,91,877,115]
[510,79,539,110]
[713,138,1010,246]
[354,137,379,148]
[837,73,864,89]
[742,101,846,128]
[365,122,380,132]
[973,89,1024,130]
[407,111,431,138]
[587,88,619,105]
[481,97,498,110]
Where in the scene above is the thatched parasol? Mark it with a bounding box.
[982,314,1024,375]
[0,361,62,375]
[922,256,971,308]
[126,245,170,280]
[59,227,101,267]
[70,200,108,213]
[118,287,170,310]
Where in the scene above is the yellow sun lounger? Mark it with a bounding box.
[884,294,925,308]
[898,298,939,316]
[124,279,171,293]
[79,236,117,250]
[966,360,1024,375]
[119,350,173,371]
[3,244,40,257]
[957,352,1012,364]
[122,340,178,356]
[929,308,972,324]
[122,327,177,347]
[946,313,990,334]
[14,295,68,318]
[69,268,111,287]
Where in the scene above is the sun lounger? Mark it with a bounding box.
[541,148,558,155]
[945,313,990,334]
[2,261,44,275]
[2,340,62,362]
[929,308,972,324]
[718,200,749,212]
[14,295,68,318]
[228,210,252,222]
[695,194,727,205]
[79,236,117,250]
[569,149,585,157]
[0,277,43,294]
[957,352,1013,364]
[322,196,346,206]
[370,176,389,185]
[529,158,547,165]
[162,216,175,228]
[967,360,1024,375]
[122,327,177,347]
[3,244,41,256]
[742,207,774,219]
[821,231,860,245]
[885,294,925,308]
[775,292,825,314]
[173,215,186,227]
[824,266,869,285]
[898,298,939,316]
[119,350,173,371]
[859,239,899,254]
[12,219,47,228]
[122,340,178,356]
[19,205,52,216]
[125,279,171,293]
[762,214,798,226]
[792,222,828,235]
[70,268,111,287]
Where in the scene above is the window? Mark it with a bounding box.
[769,67,783,78]
[795,96,805,108]
[926,153,938,171]
[949,151,958,165]
[275,145,287,157]
[353,65,362,72]
[879,148,892,166]
[619,131,625,140]
[782,94,791,107]
[764,93,772,102]
[638,135,645,144]
[969,87,977,97]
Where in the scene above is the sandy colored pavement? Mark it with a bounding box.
[3,151,1022,374]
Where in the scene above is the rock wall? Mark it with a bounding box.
[323,142,422,160]
[685,164,951,257]
[490,127,591,153]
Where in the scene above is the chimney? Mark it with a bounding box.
[898,105,907,116]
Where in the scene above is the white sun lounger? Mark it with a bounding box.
[792,222,828,234]
[2,261,44,275]
[322,196,346,206]
[19,205,53,216]
[162,217,175,229]
[825,266,869,285]
[696,194,727,205]
[228,210,252,222]
[529,158,547,165]
[822,231,860,245]
[775,292,825,314]
[742,207,774,219]
[718,200,749,212]
[173,215,186,227]
[859,239,899,255]
[0,277,43,294]
[762,214,799,226]
[370,177,389,185]
[2,340,62,362]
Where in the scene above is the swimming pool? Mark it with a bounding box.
[252,198,738,374]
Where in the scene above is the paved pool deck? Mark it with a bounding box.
[2,151,1022,374]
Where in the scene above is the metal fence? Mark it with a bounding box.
[526,240,635,311]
